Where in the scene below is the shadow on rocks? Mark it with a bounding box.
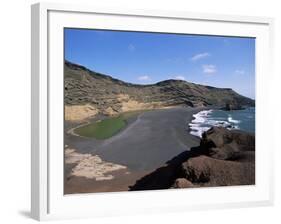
[128,146,207,191]
[129,127,255,190]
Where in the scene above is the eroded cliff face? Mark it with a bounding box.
[65,104,98,122]
[64,61,254,121]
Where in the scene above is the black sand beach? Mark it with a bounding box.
[66,107,201,170]
[64,107,203,193]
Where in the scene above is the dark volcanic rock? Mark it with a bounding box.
[181,127,255,186]
[209,141,240,160]
[231,130,255,152]
[129,127,255,190]
[222,102,243,111]
[201,127,255,160]
[201,126,233,148]
[181,155,255,186]
[64,61,255,115]
[172,178,194,188]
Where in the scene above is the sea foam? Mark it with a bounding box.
[227,115,241,124]
[188,110,213,138]
[189,110,241,138]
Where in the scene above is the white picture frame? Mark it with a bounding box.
[31,2,274,221]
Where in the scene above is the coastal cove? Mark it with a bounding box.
[63,60,255,194]
[64,107,203,193]
[65,107,203,168]
[65,106,255,193]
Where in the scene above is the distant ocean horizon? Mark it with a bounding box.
[189,107,255,138]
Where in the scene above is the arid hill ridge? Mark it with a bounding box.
[64,61,254,120]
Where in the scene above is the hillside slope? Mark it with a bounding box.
[64,61,254,121]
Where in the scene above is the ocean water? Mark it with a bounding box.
[189,107,255,138]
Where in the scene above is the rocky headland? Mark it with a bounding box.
[129,127,255,190]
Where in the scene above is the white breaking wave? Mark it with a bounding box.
[191,110,213,123]
[227,115,241,124]
[189,110,241,138]
[189,126,210,138]
[188,110,213,138]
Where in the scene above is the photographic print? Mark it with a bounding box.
[64,29,255,194]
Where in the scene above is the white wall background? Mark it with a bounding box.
[0,0,279,223]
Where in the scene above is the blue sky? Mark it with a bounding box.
[65,28,255,99]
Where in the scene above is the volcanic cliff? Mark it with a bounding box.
[64,61,254,121]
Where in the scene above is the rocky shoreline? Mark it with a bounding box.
[129,127,255,190]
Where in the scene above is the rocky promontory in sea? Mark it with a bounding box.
[129,127,255,190]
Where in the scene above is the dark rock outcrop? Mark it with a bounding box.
[201,127,255,161]
[129,127,255,190]
[181,155,255,186]
[172,178,194,188]
[222,102,243,111]
[181,127,255,187]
